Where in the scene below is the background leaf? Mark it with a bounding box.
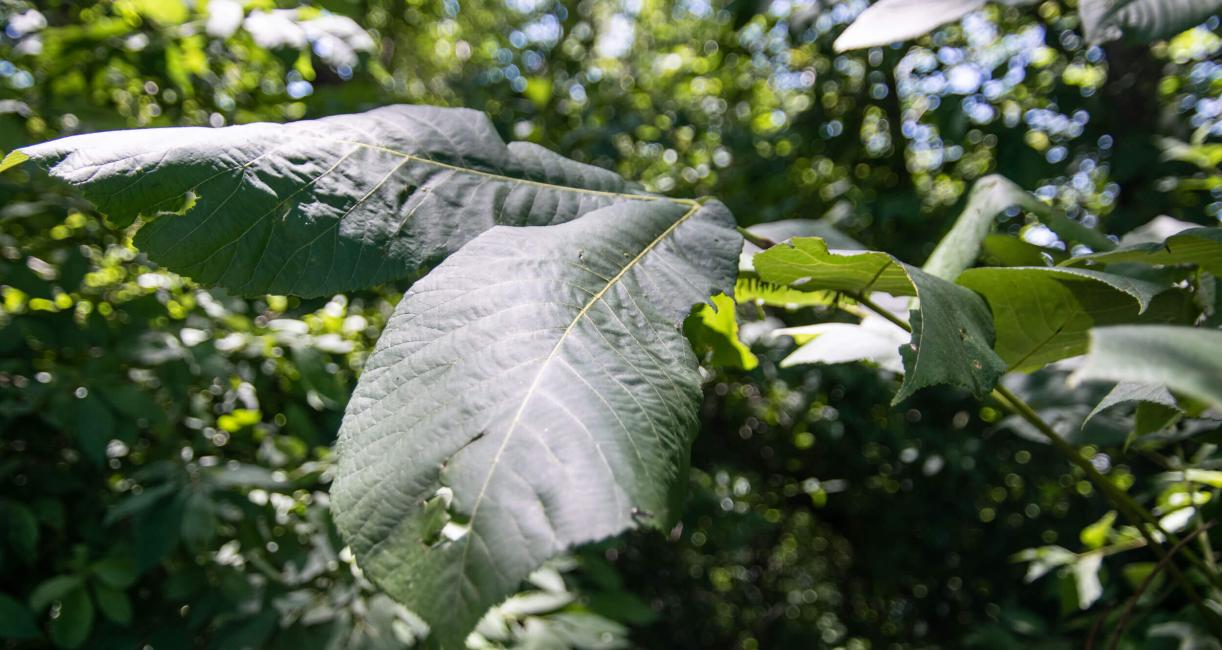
[1071,325,1222,410]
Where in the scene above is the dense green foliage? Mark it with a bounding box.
[1,0,1221,648]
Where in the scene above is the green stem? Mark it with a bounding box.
[845,294,1222,627]
[991,386,1222,633]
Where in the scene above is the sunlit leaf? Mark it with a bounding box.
[755,237,1006,402]
[332,200,739,647]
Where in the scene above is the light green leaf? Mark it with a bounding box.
[1063,227,1222,275]
[733,274,837,309]
[1071,325,1222,410]
[0,593,40,640]
[47,587,92,649]
[1079,511,1116,549]
[0,150,28,174]
[685,293,758,370]
[18,105,659,297]
[754,238,1006,402]
[957,266,1176,372]
[1080,0,1222,44]
[332,200,739,648]
[981,234,1067,267]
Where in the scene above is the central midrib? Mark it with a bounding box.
[451,199,702,588]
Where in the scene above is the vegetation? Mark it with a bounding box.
[1,0,1220,648]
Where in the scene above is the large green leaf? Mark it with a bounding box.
[1062,227,1222,275]
[923,175,1050,280]
[956,266,1177,372]
[754,238,1006,402]
[1071,325,1222,410]
[1079,0,1222,44]
[332,200,740,647]
[14,105,658,296]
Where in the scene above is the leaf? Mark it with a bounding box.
[981,234,1067,267]
[1079,511,1116,549]
[1085,382,1179,427]
[75,393,116,465]
[754,238,1006,403]
[1079,0,1222,44]
[956,266,1175,372]
[91,557,139,589]
[1063,227,1222,275]
[0,593,40,640]
[332,200,739,647]
[90,583,131,626]
[833,0,988,52]
[29,575,83,613]
[1071,552,1104,610]
[775,318,907,373]
[0,500,38,565]
[17,105,659,297]
[924,174,1049,280]
[47,586,92,649]
[0,150,28,174]
[1070,325,1222,410]
[684,293,758,370]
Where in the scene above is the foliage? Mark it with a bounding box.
[1,0,1221,648]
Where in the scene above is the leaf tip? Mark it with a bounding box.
[0,149,30,174]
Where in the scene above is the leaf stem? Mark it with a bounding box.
[736,226,777,250]
[992,386,1222,634]
[845,292,1222,627]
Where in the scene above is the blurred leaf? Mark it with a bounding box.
[29,576,83,613]
[75,393,116,465]
[1071,326,1222,410]
[775,318,907,373]
[0,592,40,640]
[91,582,131,625]
[0,500,39,565]
[1079,0,1222,44]
[924,175,1044,280]
[1079,511,1116,549]
[91,557,138,590]
[833,0,988,52]
[47,588,92,649]
[1063,227,1222,275]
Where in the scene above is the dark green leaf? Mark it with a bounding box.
[29,576,83,613]
[90,583,131,626]
[333,200,739,647]
[0,592,40,640]
[47,586,93,649]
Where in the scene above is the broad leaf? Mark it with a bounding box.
[47,586,92,650]
[754,238,1006,402]
[1071,325,1222,410]
[1080,0,1222,44]
[1084,382,1182,443]
[0,593,39,640]
[833,0,987,52]
[14,104,654,296]
[1063,227,1222,275]
[332,200,739,647]
[956,266,1177,372]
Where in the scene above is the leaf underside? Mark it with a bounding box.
[19,104,654,296]
[1073,325,1222,411]
[956,266,1178,372]
[332,200,740,647]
